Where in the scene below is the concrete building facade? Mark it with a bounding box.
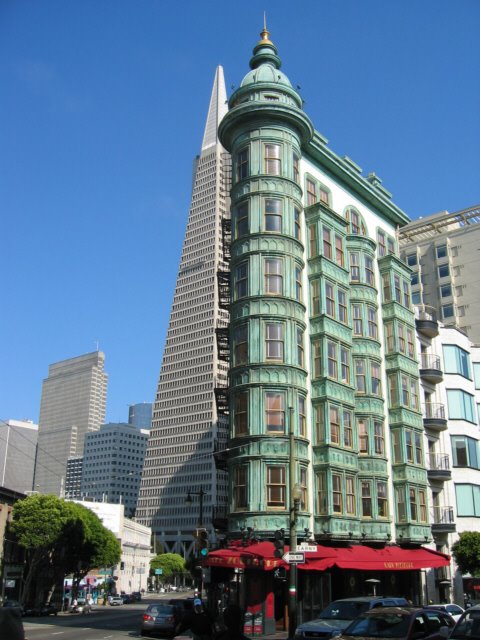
[0,420,38,494]
[34,351,108,496]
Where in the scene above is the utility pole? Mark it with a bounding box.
[288,406,301,639]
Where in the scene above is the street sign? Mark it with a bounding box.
[282,551,305,564]
[155,568,163,575]
[297,543,318,552]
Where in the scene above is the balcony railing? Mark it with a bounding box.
[420,353,441,370]
[431,505,455,525]
[415,305,438,323]
[424,402,446,420]
[428,453,450,472]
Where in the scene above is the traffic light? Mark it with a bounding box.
[273,528,285,558]
[196,528,209,557]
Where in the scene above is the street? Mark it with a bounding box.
[22,597,192,640]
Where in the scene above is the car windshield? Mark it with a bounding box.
[149,605,174,615]
[344,613,410,638]
[451,611,480,639]
[320,601,371,620]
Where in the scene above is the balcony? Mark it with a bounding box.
[419,353,443,384]
[423,402,448,432]
[214,385,229,416]
[217,269,230,310]
[215,325,230,362]
[221,217,231,263]
[431,506,456,534]
[415,305,439,338]
[213,439,228,472]
[427,453,452,482]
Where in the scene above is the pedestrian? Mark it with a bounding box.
[175,598,214,640]
[0,608,26,640]
[215,604,250,640]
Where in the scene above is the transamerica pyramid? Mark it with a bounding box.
[136,67,231,555]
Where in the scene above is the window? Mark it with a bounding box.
[338,289,348,323]
[394,274,401,302]
[398,324,406,353]
[367,306,378,339]
[411,272,419,286]
[436,244,447,259]
[294,208,301,240]
[474,363,480,389]
[297,327,304,367]
[265,143,281,175]
[387,237,395,255]
[346,475,356,515]
[358,419,368,454]
[332,473,343,513]
[377,481,388,518]
[234,324,248,365]
[374,421,385,455]
[298,395,306,437]
[365,256,375,286]
[335,235,344,266]
[451,436,479,468]
[293,153,300,183]
[315,405,325,443]
[377,230,386,257]
[234,466,248,509]
[385,322,394,353]
[447,389,476,422]
[330,405,340,444]
[438,264,450,279]
[419,490,427,522]
[407,329,415,358]
[325,282,335,317]
[442,304,454,319]
[406,254,417,266]
[267,465,286,508]
[440,284,452,298]
[403,281,411,308]
[343,410,353,448]
[265,198,282,232]
[456,484,480,516]
[353,304,363,336]
[299,466,308,510]
[323,227,332,259]
[234,392,248,436]
[346,207,365,235]
[361,481,372,517]
[350,252,360,282]
[235,262,248,298]
[396,487,406,521]
[327,341,337,378]
[309,224,317,257]
[405,430,414,462]
[443,345,471,378]
[414,432,422,464]
[319,186,330,205]
[311,280,320,315]
[355,359,366,393]
[371,363,382,396]
[295,265,303,301]
[236,148,249,181]
[265,258,283,295]
[409,488,417,521]
[392,430,402,463]
[313,340,321,378]
[306,178,316,205]
[265,392,285,434]
[236,202,249,237]
[317,472,327,514]
[382,273,391,302]
[412,291,421,305]
[340,347,350,384]
[265,323,284,361]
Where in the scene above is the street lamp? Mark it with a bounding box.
[185,488,205,527]
[288,405,302,640]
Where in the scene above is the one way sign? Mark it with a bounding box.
[282,551,305,564]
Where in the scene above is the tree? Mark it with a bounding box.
[150,553,186,582]
[11,495,121,605]
[451,531,480,576]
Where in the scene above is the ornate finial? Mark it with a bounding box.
[260,12,272,43]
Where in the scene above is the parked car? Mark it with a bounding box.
[450,604,480,640]
[425,604,464,622]
[336,606,454,640]
[109,595,124,606]
[132,591,142,601]
[38,602,60,616]
[141,603,178,637]
[294,597,409,639]
[121,593,135,604]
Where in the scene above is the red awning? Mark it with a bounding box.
[298,545,450,571]
[204,541,283,571]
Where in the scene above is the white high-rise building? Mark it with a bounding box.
[34,351,108,495]
[0,419,38,494]
[136,67,230,553]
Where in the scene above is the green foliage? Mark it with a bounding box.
[150,553,185,579]
[452,531,480,576]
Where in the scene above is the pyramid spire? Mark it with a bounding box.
[201,65,228,151]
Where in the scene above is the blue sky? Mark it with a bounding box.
[1,0,479,424]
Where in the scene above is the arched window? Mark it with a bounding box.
[345,207,367,236]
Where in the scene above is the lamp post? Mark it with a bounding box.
[289,406,302,639]
[185,487,205,527]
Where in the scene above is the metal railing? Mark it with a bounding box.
[423,402,446,420]
[431,505,455,525]
[414,304,438,323]
[427,453,450,471]
[420,353,442,370]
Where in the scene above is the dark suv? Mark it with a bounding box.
[294,597,409,639]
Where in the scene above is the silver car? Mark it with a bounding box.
[141,603,178,637]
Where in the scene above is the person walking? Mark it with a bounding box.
[175,598,214,640]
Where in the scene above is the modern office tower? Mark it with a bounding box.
[136,66,230,553]
[399,205,480,344]
[81,422,148,518]
[128,403,152,430]
[65,456,83,499]
[0,420,38,493]
[417,322,480,604]
[34,351,108,496]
